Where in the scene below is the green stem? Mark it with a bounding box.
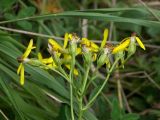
[78,98,83,120]
[81,65,90,96]
[83,58,119,110]
[43,64,70,82]
[78,63,91,120]
[69,53,76,120]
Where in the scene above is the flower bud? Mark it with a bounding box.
[97,53,107,67]
[127,36,136,57]
[82,45,92,65]
[68,33,79,55]
[97,47,110,68]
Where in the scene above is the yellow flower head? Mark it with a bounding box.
[112,33,145,54]
[81,38,99,52]
[48,38,62,52]
[38,52,57,68]
[68,33,80,43]
[112,38,130,54]
[17,39,35,85]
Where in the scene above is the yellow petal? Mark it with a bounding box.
[106,61,111,68]
[92,53,97,61]
[81,38,99,52]
[101,29,109,48]
[23,39,35,58]
[64,54,71,61]
[52,61,57,68]
[81,38,90,46]
[112,39,130,54]
[65,64,78,76]
[17,63,23,75]
[136,37,146,50]
[48,38,62,51]
[38,52,43,61]
[76,48,82,55]
[63,33,69,48]
[73,68,78,76]
[68,34,73,40]
[90,42,99,52]
[20,65,25,85]
[42,57,53,64]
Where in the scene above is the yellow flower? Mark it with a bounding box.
[112,38,130,54]
[81,38,99,52]
[48,36,79,75]
[38,52,57,68]
[65,64,79,76]
[81,29,109,62]
[112,34,145,54]
[17,39,35,85]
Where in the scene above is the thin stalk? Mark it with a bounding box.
[83,58,119,110]
[78,98,83,120]
[0,109,9,120]
[78,63,90,120]
[117,77,123,109]
[69,52,76,120]
[81,65,90,95]
[43,65,70,82]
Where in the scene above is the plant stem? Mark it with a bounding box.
[81,65,90,95]
[83,58,119,110]
[78,64,90,120]
[78,98,83,120]
[70,83,74,120]
[69,53,76,120]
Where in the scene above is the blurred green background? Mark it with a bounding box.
[0,0,160,120]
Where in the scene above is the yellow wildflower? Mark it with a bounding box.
[48,36,79,75]
[17,39,35,85]
[81,38,99,52]
[38,52,57,68]
[112,38,130,54]
[112,34,145,54]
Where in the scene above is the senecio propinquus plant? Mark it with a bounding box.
[17,29,145,120]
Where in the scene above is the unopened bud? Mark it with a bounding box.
[82,46,92,65]
[97,47,110,68]
[127,36,136,57]
[68,34,79,55]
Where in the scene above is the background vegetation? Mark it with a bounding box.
[0,0,160,120]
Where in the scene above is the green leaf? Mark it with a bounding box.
[0,0,17,12]
[18,7,36,18]
[111,98,122,120]
[17,7,36,30]
[122,113,139,120]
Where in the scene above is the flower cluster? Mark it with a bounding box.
[17,29,145,85]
